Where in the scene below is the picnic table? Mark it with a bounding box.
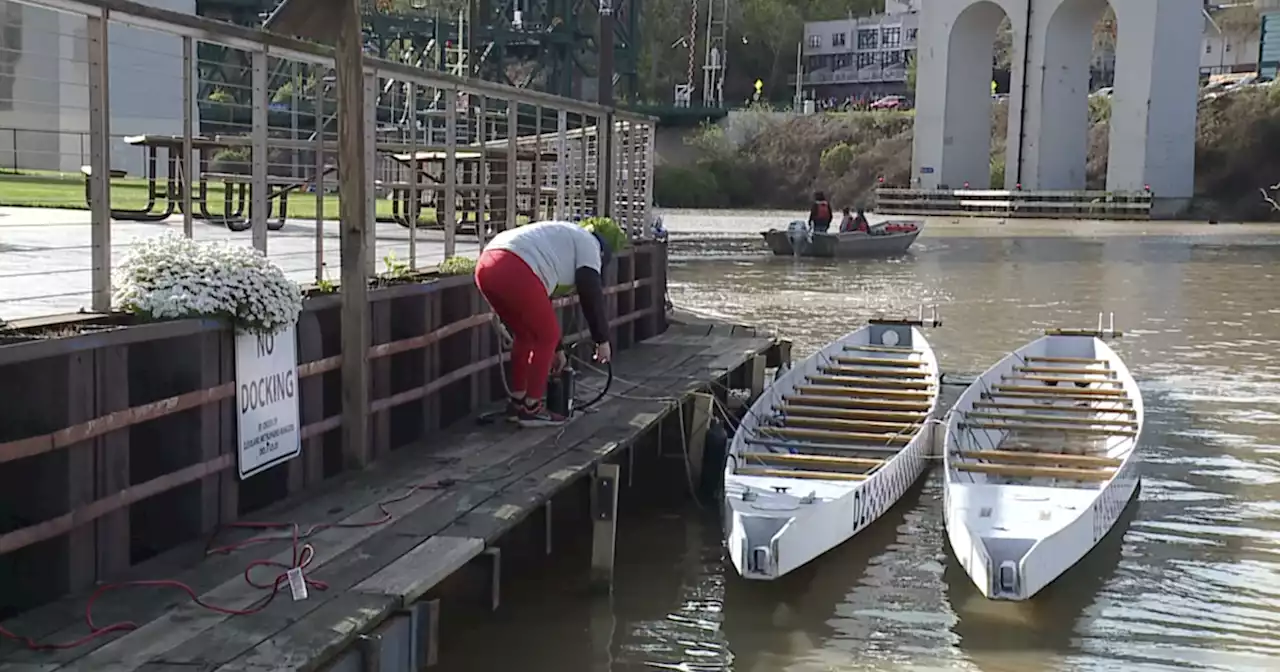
[90,135,334,230]
[384,147,561,233]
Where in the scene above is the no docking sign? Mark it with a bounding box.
[235,325,301,479]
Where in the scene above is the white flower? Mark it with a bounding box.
[112,233,303,335]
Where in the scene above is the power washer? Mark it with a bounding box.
[478,317,612,424]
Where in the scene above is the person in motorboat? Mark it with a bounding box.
[852,207,871,233]
[474,221,614,427]
[838,207,856,233]
[808,192,833,233]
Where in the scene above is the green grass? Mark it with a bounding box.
[0,172,524,224]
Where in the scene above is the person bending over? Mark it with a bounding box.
[475,221,614,427]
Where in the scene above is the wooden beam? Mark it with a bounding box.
[736,466,869,481]
[779,404,927,423]
[781,416,918,434]
[739,453,883,469]
[970,400,1137,415]
[833,355,924,368]
[1024,356,1109,364]
[795,384,933,400]
[843,344,916,354]
[957,450,1123,468]
[821,365,930,379]
[952,462,1114,482]
[805,374,932,390]
[337,0,371,470]
[964,411,1137,427]
[961,422,1138,437]
[758,426,912,445]
[783,395,932,412]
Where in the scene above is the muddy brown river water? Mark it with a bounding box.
[440,213,1280,672]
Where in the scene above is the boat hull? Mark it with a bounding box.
[942,335,1143,600]
[724,323,940,580]
[761,226,921,258]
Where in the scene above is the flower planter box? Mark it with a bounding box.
[0,241,667,619]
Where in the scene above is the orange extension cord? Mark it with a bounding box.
[0,478,452,651]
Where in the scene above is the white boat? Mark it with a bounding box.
[724,311,942,580]
[943,316,1143,601]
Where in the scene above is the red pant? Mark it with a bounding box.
[475,249,560,400]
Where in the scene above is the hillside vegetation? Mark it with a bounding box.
[655,87,1280,220]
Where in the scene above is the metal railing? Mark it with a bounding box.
[0,0,656,321]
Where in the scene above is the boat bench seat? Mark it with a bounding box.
[971,400,1137,415]
[961,421,1138,437]
[1003,374,1122,386]
[779,403,927,423]
[952,461,1115,482]
[740,452,884,469]
[843,344,916,354]
[806,374,932,390]
[964,410,1138,427]
[746,436,902,454]
[796,384,933,400]
[832,355,924,368]
[758,426,913,445]
[993,384,1126,396]
[1014,366,1115,376]
[1024,356,1110,365]
[957,449,1122,468]
[784,394,932,412]
[783,415,919,434]
[820,365,931,379]
[736,466,869,481]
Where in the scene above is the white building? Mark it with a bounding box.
[799,0,920,101]
[0,0,193,176]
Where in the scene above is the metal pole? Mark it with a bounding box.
[506,102,517,232]
[598,0,614,218]
[363,70,378,275]
[181,36,194,237]
[251,49,269,252]
[336,0,371,469]
[556,109,567,219]
[87,12,111,313]
[444,89,457,257]
[407,81,419,268]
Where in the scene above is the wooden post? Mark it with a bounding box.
[747,355,767,401]
[336,0,371,469]
[590,463,620,593]
[683,393,714,486]
[411,598,441,668]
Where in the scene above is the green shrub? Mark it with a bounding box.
[821,142,855,175]
[579,216,629,253]
[439,256,476,276]
[654,164,724,208]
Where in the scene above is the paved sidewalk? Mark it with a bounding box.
[0,207,480,320]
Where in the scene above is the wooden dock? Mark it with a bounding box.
[0,324,781,671]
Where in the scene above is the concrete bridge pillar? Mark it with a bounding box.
[911,0,1200,215]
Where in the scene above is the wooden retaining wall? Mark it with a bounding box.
[0,242,667,618]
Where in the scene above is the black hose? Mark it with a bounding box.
[573,357,612,411]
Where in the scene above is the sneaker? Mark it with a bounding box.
[517,400,568,428]
[505,397,523,423]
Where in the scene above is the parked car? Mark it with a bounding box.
[870,95,905,110]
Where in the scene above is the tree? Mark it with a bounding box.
[905,51,916,93]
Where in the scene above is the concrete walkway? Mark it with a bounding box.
[0,207,481,320]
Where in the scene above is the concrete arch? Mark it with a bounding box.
[912,0,1202,214]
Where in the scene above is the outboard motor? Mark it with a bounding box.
[785,220,810,255]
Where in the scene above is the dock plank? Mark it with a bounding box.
[213,593,397,672]
[0,426,507,662]
[0,328,777,672]
[352,536,485,608]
